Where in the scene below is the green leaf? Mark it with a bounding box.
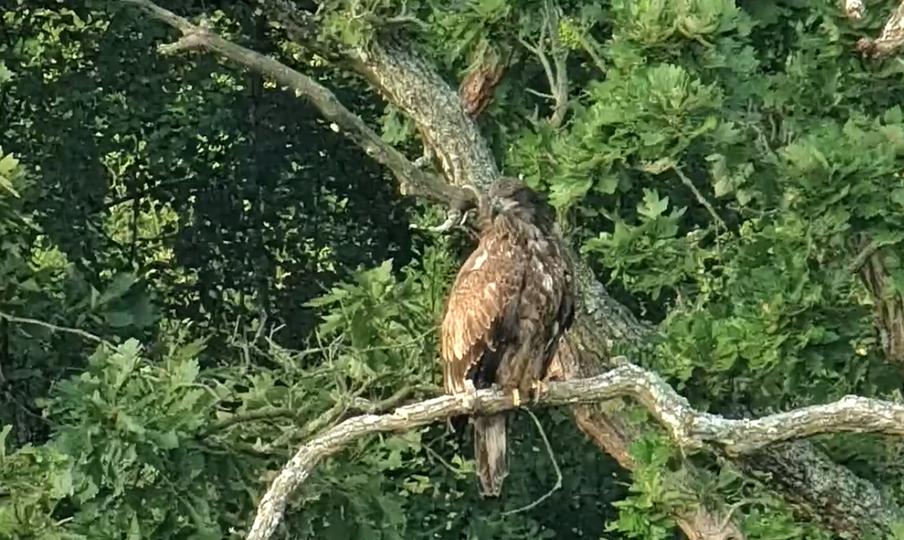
[104,310,134,327]
[892,188,904,208]
[154,430,179,449]
[638,189,669,219]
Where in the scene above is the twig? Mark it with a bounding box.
[245,360,904,540]
[363,13,429,30]
[199,407,295,437]
[518,0,569,128]
[502,409,562,515]
[348,383,418,414]
[574,32,606,75]
[409,208,470,233]
[422,443,463,475]
[525,88,555,100]
[0,310,105,344]
[672,166,726,230]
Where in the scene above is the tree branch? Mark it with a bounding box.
[119,0,462,204]
[518,0,569,128]
[735,441,901,538]
[346,35,500,190]
[0,310,105,344]
[246,361,904,540]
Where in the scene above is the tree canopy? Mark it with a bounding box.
[3,0,904,539]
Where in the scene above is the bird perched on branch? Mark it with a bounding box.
[440,177,575,497]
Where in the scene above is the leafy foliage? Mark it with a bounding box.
[3,0,904,539]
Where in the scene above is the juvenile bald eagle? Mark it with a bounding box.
[440,178,575,497]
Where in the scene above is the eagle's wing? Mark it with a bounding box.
[539,243,576,379]
[441,230,525,394]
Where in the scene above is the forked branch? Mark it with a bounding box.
[518,0,570,128]
[246,360,904,540]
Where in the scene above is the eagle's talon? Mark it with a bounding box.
[458,209,471,227]
[511,388,521,407]
[461,379,479,412]
[530,380,548,404]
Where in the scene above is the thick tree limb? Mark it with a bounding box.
[246,362,904,540]
[736,441,901,538]
[123,1,904,538]
[346,36,500,190]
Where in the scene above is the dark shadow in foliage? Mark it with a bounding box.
[1,1,418,365]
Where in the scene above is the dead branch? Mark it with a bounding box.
[247,361,904,540]
[0,310,106,344]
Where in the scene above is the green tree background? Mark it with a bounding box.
[2,0,904,539]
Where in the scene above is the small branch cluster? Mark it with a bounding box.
[518,0,570,128]
[245,361,904,540]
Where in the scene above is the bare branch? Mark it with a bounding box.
[518,0,569,128]
[246,360,904,540]
[672,166,726,230]
[0,310,105,344]
[120,0,463,204]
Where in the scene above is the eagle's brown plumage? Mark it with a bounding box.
[440,178,575,497]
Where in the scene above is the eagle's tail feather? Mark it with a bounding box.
[473,414,508,497]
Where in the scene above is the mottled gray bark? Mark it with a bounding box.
[737,442,899,539]
[234,362,904,540]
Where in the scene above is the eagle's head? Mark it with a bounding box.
[488,178,554,230]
